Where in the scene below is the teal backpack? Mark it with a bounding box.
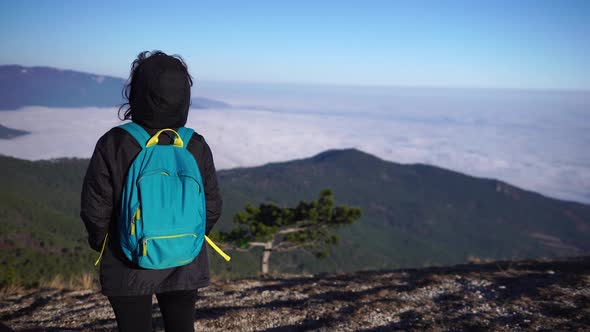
[94,122,230,269]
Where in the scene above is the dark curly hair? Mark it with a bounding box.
[117,50,194,121]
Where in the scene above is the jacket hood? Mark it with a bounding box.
[130,54,191,129]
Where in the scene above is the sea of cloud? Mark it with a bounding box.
[0,85,588,204]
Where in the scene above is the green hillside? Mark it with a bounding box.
[1,150,589,287]
[214,149,590,276]
[0,156,92,287]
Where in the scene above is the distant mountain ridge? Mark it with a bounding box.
[0,64,231,109]
[2,148,589,286]
[0,123,29,139]
[0,65,124,109]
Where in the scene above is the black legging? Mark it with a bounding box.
[108,289,198,332]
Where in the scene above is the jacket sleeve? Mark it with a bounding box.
[201,140,223,235]
[80,138,113,252]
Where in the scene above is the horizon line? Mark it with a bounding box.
[2,63,590,94]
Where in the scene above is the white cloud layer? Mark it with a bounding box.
[1,86,589,205]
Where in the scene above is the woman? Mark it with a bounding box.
[80,50,223,331]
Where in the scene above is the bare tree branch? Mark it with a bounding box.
[248,242,270,247]
[273,240,322,251]
[277,227,305,235]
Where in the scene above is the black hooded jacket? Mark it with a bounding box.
[80,54,222,296]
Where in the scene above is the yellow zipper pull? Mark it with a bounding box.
[143,239,147,256]
[131,207,140,235]
[205,235,231,262]
[94,233,109,266]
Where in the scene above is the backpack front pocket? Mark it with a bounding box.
[138,233,199,269]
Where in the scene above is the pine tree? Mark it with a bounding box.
[210,189,361,276]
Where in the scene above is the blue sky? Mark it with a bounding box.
[1,0,589,89]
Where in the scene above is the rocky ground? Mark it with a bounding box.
[1,256,589,331]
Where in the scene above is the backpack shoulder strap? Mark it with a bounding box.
[177,127,195,150]
[118,122,151,148]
